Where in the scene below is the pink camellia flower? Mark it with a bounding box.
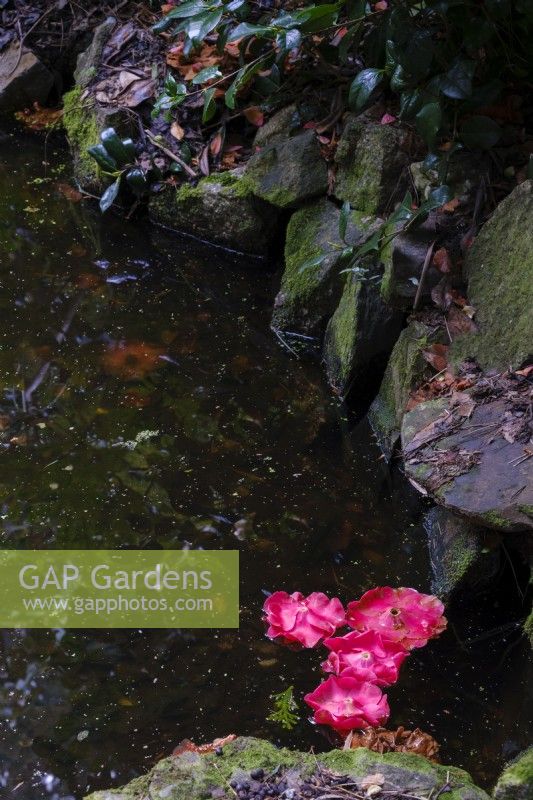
[346,587,447,649]
[263,591,345,648]
[321,630,407,685]
[304,675,390,733]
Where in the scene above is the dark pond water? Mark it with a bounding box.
[0,132,531,800]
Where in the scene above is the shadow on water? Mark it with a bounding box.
[0,132,530,799]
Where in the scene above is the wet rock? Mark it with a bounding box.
[323,268,403,397]
[83,736,490,800]
[401,397,533,532]
[494,748,533,800]
[380,214,441,309]
[424,507,501,602]
[254,104,300,147]
[74,16,117,89]
[244,129,328,209]
[271,198,378,336]
[410,152,484,202]
[334,116,410,214]
[368,322,444,459]
[0,42,54,112]
[149,172,278,256]
[451,180,533,371]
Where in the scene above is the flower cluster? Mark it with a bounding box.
[262,586,446,736]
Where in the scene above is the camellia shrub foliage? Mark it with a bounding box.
[262,587,447,735]
[153,0,533,155]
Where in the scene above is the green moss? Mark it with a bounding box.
[495,748,533,800]
[324,273,361,389]
[477,510,516,531]
[450,180,533,371]
[524,609,533,648]
[62,87,100,186]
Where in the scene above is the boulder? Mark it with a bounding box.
[149,172,278,256]
[424,507,501,602]
[334,116,410,214]
[368,321,443,460]
[451,180,533,371]
[84,736,490,800]
[401,397,533,532]
[254,104,300,147]
[323,268,403,397]
[271,198,378,336]
[244,129,328,209]
[0,41,54,112]
[380,214,441,309]
[494,748,533,800]
[74,16,116,89]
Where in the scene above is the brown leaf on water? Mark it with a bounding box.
[101,341,165,380]
[422,343,449,372]
[15,103,63,130]
[56,183,83,202]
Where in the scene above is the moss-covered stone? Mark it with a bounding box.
[0,42,54,113]
[323,266,402,397]
[62,86,101,187]
[334,117,409,214]
[254,104,301,147]
[84,736,490,800]
[494,748,533,800]
[244,130,328,209]
[368,321,440,459]
[380,215,441,310]
[272,198,378,336]
[424,507,500,602]
[451,180,533,371]
[149,172,278,255]
[74,16,116,88]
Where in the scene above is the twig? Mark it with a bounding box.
[413,240,436,311]
[144,129,197,178]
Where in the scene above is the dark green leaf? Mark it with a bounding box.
[399,90,422,120]
[182,9,224,42]
[416,102,442,148]
[192,65,222,84]
[348,68,384,111]
[460,115,502,149]
[99,177,121,213]
[339,200,351,242]
[100,128,134,166]
[298,254,326,273]
[228,22,276,40]
[125,168,148,197]
[202,86,217,122]
[441,59,476,100]
[87,144,117,172]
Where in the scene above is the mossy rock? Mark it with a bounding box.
[63,87,135,189]
[380,215,441,310]
[334,116,410,215]
[424,507,501,603]
[254,104,301,147]
[494,748,533,800]
[368,321,440,459]
[149,172,278,255]
[74,16,116,89]
[272,198,378,336]
[0,42,54,113]
[244,130,328,209]
[451,180,533,371]
[84,736,490,800]
[323,267,403,397]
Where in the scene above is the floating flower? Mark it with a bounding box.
[321,630,407,686]
[346,587,447,649]
[304,675,390,733]
[263,591,345,648]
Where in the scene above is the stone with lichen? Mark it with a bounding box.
[494,748,533,800]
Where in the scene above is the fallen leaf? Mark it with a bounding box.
[361,774,385,791]
[442,197,461,213]
[447,305,478,338]
[431,277,453,311]
[243,106,264,126]
[516,364,533,377]
[101,341,165,380]
[209,131,223,156]
[56,183,83,202]
[170,121,185,141]
[380,113,396,124]
[15,103,63,130]
[422,343,449,372]
[199,145,210,175]
[432,247,453,273]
